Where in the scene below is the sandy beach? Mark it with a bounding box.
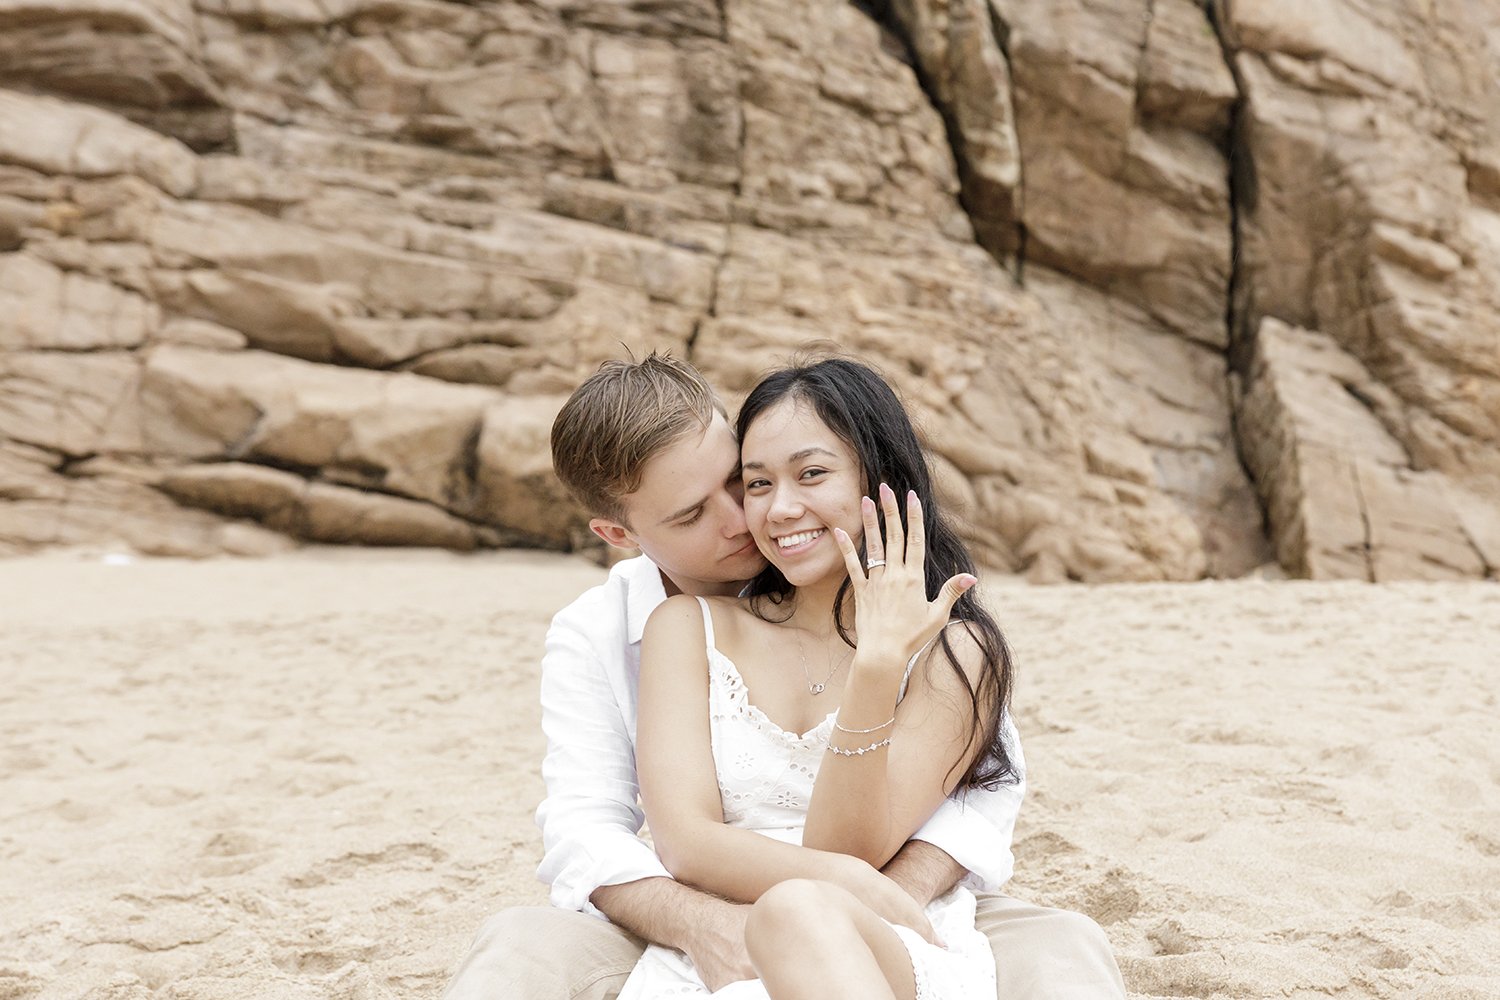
[1,550,1497,1000]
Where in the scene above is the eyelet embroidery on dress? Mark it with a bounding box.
[772,787,803,810]
[708,650,832,824]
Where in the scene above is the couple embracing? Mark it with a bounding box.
[445,355,1125,1000]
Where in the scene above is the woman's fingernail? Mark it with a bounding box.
[879,482,893,499]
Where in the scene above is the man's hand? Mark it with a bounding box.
[592,878,756,990]
[680,902,755,992]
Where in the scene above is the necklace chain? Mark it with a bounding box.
[795,630,843,695]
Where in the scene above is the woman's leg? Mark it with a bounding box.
[743,879,916,1000]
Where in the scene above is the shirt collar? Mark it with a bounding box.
[625,556,669,646]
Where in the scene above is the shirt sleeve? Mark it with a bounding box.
[910,711,1027,892]
[534,619,672,917]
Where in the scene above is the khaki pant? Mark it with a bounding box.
[443,894,1125,1000]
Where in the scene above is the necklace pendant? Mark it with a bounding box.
[811,682,825,695]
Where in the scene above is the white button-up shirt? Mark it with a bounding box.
[535,555,1026,917]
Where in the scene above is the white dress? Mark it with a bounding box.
[617,598,996,1000]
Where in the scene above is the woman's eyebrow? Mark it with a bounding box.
[741,446,838,472]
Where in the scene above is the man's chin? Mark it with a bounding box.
[722,550,768,579]
[737,553,770,575]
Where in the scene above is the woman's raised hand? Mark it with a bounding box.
[832,482,976,668]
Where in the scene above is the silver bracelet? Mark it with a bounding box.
[828,736,893,757]
[833,715,895,735]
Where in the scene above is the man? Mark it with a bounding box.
[444,353,1125,999]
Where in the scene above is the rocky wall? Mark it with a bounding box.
[0,0,1495,580]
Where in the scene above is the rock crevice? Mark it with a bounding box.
[853,0,1025,271]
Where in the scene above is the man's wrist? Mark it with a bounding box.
[679,893,749,953]
[882,840,965,906]
[590,877,745,953]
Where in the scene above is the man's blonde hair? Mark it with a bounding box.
[551,352,725,525]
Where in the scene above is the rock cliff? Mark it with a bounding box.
[1,0,1495,580]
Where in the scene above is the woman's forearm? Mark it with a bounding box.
[655,814,861,903]
[658,812,938,941]
[802,655,907,864]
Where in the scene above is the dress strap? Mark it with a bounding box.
[693,596,717,652]
[898,626,952,702]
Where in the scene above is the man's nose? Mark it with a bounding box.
[721,492,748,537]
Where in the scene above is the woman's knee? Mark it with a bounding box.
[745,879,848,955]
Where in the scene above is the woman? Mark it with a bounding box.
[623,358,1018,1000]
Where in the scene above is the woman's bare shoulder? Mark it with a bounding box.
[643,593,707,642]
[702,595,778,642]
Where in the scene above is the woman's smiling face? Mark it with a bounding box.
[740,396,865,588]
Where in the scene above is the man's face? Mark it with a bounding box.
[590,412,767,594]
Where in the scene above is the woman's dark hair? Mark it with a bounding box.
[735,357,1018,791]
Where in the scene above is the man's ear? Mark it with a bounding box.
[589,517,638,550]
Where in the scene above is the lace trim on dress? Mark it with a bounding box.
[707,648,836,748]
[890,924,936,1000]
[912,947,932,1000]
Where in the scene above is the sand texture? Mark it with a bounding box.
[1,552,1497,999]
